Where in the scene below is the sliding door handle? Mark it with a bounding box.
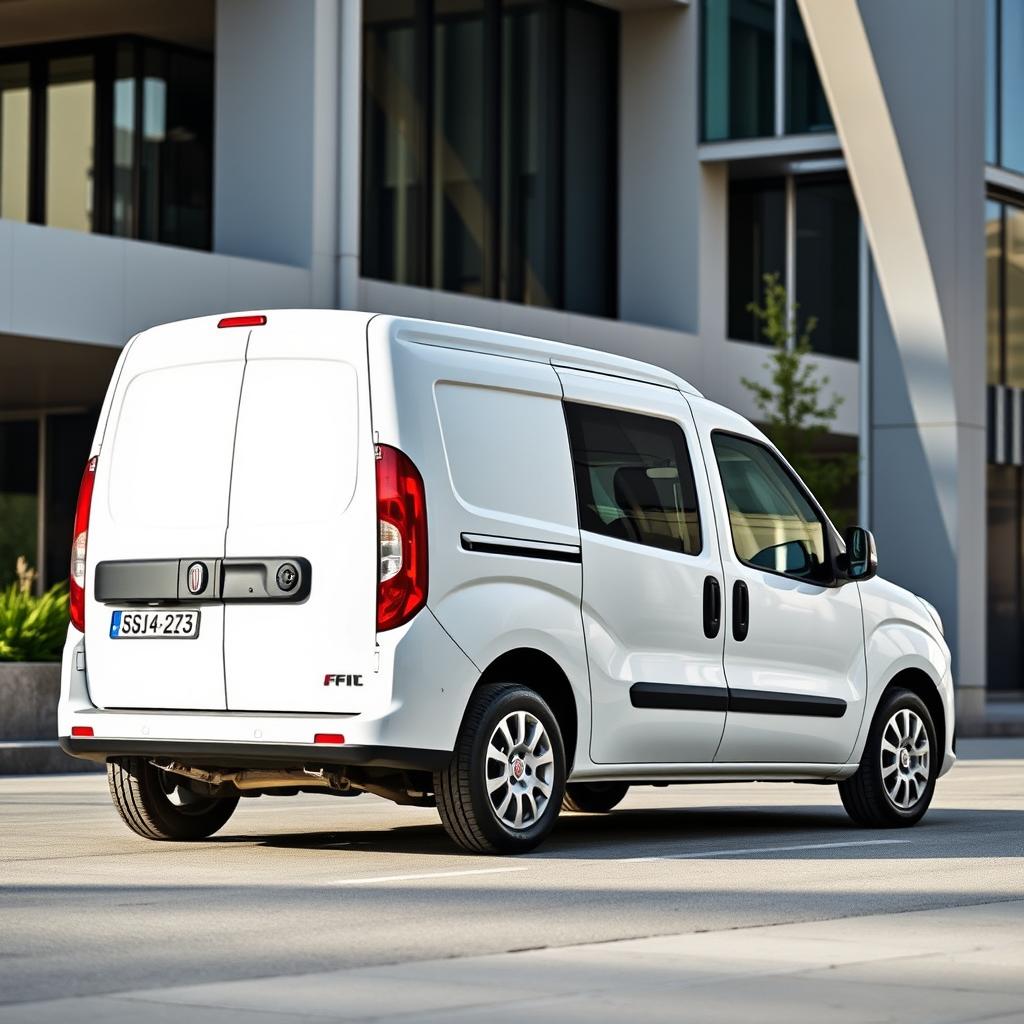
[703,576,721,639]
[732,580,749,642]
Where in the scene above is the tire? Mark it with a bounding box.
[562,781,630,813]
[107,757,239,841]
[839,687,938,828]
[434,682,566,854]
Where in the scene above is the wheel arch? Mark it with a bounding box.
[474,648,580,772]
[881,667,947,761]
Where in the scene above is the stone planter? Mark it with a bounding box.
[0,662,101,774]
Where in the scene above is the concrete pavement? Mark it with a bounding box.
[1,739,1022,1022]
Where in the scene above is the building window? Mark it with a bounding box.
[362,0,619,317]
[0,37,212,249]
[729,173,858,360]
[988,0,1024,174]
[987,464,1024,692]
[700,0,832,142]
[987,197,1024,388]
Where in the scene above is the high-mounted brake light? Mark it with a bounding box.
[217,314,267,328]
[376,445,428,631]
[69,456,97,632]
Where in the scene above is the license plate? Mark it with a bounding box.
[110,610,201,639]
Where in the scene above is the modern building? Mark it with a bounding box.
[0,0,1016,722]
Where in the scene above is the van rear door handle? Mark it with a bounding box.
[703,576,721,639]
[732,580,749,642]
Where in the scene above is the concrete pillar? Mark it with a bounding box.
[618,5,699,333]
[799,0,987,717]
[214,0,340,307]
[338,0,362,311]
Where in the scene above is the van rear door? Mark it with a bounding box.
[84,318,247,711]
[222,312,378,714]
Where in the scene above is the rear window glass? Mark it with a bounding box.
[564,402,702,555]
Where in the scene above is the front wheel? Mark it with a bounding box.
[434,683,566,854]
[108,757,239,840]
[839,688,938,828]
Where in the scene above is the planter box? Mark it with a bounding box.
[0,662,102,774]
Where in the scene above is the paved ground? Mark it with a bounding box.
[1,739,1021,1022]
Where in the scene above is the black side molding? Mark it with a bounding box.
[460,533,582,563]
[728,688,848,718]
[630,682,729,713]
[629,682,847,718]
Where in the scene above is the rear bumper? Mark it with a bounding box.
[59,736,450,772]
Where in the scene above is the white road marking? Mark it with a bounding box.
[619,839,912,863]
[331,866,529,886]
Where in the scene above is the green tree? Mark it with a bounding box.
[741,273,858,525]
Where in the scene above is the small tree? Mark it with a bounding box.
[741,273,858,526]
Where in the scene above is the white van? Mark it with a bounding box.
[59,310,955,854]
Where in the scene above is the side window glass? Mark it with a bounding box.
[712,433,829,582]
[564,402,702,555]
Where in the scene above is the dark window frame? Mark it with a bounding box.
[0,34,212,249]
[361,0,618,316]
[563,401,704,557]
[711,428,841,588]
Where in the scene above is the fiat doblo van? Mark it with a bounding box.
[59,311,955,853]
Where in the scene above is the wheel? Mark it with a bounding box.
[839,688,938,827]
[562,781,630,813]
[107,757,239,841]
[434,682,566,854]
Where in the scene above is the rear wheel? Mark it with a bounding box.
[839,688,937,828]
[434,682,566,854]
[562,781,630,813]
[107,757,239,840]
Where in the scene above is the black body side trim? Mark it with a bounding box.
[629,682,847,718]
[728,688,848,718]
[630,682,729,712]
[60,738,452,773]
[460,534,582,563]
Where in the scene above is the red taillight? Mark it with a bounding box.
[376,444,428,631]
[69,456,97,632]
[217,314,267,328]
[71,726,94,737]
[314,733,345,745]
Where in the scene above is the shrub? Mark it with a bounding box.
[0,560,69,662]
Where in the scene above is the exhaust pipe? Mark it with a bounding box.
[153,762,347,792]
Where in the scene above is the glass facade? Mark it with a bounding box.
[729,174,858,358]
[0,421,39,590]
[701,0,774,142]
[728,177,785,343]
[986,197,1024,388]
[987,464,1023,691]
[987,0,1024,174]
[784,0,831,134]
[701,0,832,141]
[362,0,618,316]
[795,178,859,359]
[0,62,31,222]
[0,37,212,248]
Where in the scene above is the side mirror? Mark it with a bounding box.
[843,526,877,581]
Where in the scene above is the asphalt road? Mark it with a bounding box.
[1,739,1022,1022]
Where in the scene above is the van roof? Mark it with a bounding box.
[375,314,703,397]
[134,310,702,398]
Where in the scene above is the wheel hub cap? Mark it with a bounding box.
[485,710,555,831]
[880,708,930,810]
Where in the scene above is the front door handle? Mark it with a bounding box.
[732,580,749,642]
[703,576,721,639]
